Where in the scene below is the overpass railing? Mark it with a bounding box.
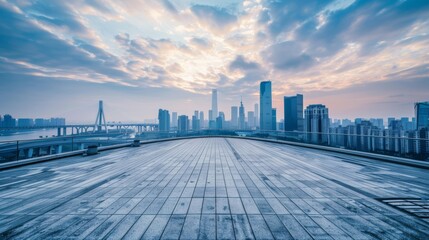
[0,129,428,164]
[0,135,133,163]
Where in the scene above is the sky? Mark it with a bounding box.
[0,0,428,123]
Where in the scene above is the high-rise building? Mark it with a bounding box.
[50,118,66,126]
[272,108,277,131]
[158,109,170,132]
[171,112,178,128]
[278,119,284,131]
[239,100,245,130]
[254,103,259,128]
[3,114,16,127]
[35,118,48,127]
[342,119,353,127]
[208,110,215,129]
[209,110,213,121]
[178,115,189,133]
[219,112,225,121]
[192,111,200,130]
[216,116,223,129]
[192,116,200,131]
[415,102,429,130]
[216,112,225,130]
[17,118,34,127]
[304,104,330,143]
[248,111,255,129]
[284,94,303,132]
[231,106,238,129]
[355,118,363,125]
[199,111,204,129]
[260,81,272,130]
[387,117,395,128]
[211,89,218,120]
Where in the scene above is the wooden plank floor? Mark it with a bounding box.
[0,137,428,239]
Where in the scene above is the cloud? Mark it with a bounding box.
[190,4,237,33]
[0,2,130,84]
[189,37,212,49]
[262,0,335,38]
[161,0,178,14]
[386,64,429,79]
[229,55,260,72]
[262,41,315,71]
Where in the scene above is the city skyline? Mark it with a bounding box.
[1,0,429,122]
[0,89,426,125]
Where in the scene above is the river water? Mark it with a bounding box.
[0,129,60,142]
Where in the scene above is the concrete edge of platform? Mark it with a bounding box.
[231,136,429,169]
[1,135,428,170]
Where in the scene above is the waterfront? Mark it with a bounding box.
[0,129,58,142]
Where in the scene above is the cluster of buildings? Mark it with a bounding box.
[0,114,66,128]
[157,81,429,159]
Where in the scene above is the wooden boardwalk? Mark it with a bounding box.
[0,137,428,239]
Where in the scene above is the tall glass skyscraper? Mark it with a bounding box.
[211,89,218,121]
[415,102,429,130]
[158,109,170,132]
[260,81,273,130]
[284,94,304,131]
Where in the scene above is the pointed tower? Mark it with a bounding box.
[94,100,108,133]
[239,97,245,130]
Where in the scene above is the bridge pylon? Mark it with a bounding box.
[94,100,108,133]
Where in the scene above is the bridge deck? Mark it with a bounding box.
[0,138,428,239]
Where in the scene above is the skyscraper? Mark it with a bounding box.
[304,104,330,143]
[219,112,225,120]
[216,116,223,130]
[208,110,215,129]
[248,111,255,129]
[17,118,34,127]
[158,109,170,132]
[171,112,178,128]
[231,106,238,129]
[239,99,245,130]
[415,102,429,130]
[178,115,189,133]
[217,112,225,130]
[199,111,204,129]
[272,108,277,131]
[192,116,200,131]
[284,94,304,131]
[260,81,273,130]
[254,103,259,128]
[211,89,218,120]
[2,114,16,127]
[192,111,200,130]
